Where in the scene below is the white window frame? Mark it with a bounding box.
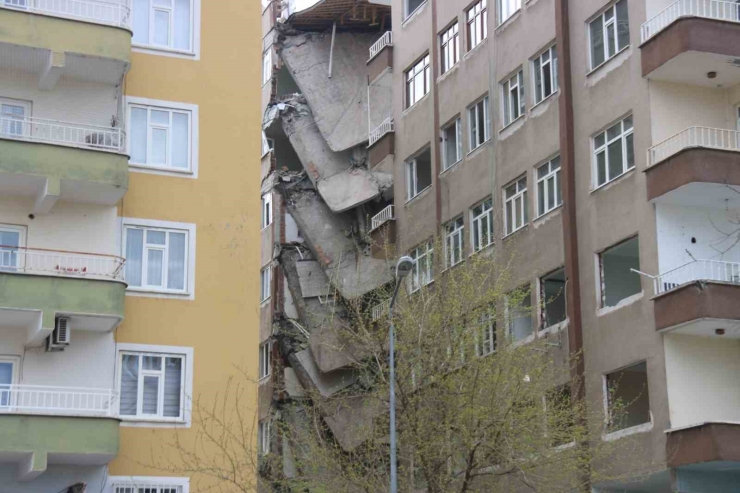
[405,150,431,201]
[115,343,194,427]
[467,0,488,51]
[261,131,274,158]
[532,44,558,105]
[476,312,496,357]
[409,241,434,293]
[108,476,190,493]
[404,0,427,20]
[122,218,196,300]
[440,22,460,74]
[132,0,201,59]
[0,97,31,138]
[502,70,525,127]
[506,286,534,344]
[261,192,273,230]
[126,97,199,178]
[592,115,634,190]
[497,0,520,26]
[468,96,491,152]
[259,341,271,380]
[0,224,26,271]
[470,198,493,253]
[258,418,272,456]
[406,55,431,109]
[504,176,528,236]
[536,156,562,218]
[261,265,272,303]
[0,356,20,408]
[442,117,463,170]
[602,361,653,441]
[262,49,273,86]
[588,0,629,71]
[445,216,465,268]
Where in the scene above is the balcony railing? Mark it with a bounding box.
[0,246,125,281]
[369,31,393,61]
[1,0,131,28]
[642,0,740,42]
[0,385,118,417]
[370,205,395,231]
[371,299,390,322]
[369,117,394,147]
[0,115,126,153]
[646,126,740,168]
[653,259,740,294]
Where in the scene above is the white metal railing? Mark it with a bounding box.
[368,117,394,147]
[0,385,118,417]
[0,246,125,281]
[1,0,131,28]
[369,31,393,61]
[646,126,740,167]
[642,0,740,42]
[0,115,125,153]
[653,259,740,294]
[370,205,395,231]
[371,299,391,322]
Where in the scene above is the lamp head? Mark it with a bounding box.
[395,256,414,279]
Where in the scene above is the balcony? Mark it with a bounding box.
[0,246,126,345]
[368,118,395,168]
[0,0,131,86]
[645,127,740,204]
[371,299,390,322]
[0,116,129,212]
[0,385,119,481]
[367,31,393,83]
[640,0,740,85]
[369,205,396,260]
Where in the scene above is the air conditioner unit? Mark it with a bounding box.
[46,317,71,352]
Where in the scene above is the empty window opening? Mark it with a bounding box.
[442,118,462,170]
[405,0,426,19]
[606,361,650,432]
[546,384,575,447]
[541,267,566,330]
[406,148,432,200]
[600,237,641,308]
[468,96,490,151]
[508,286,533,342]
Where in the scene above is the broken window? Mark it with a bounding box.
[409,241,434,292]
[536,155,562,217]
[406,54,431,108]
[467,0,488,50]
[406,148,432,201]
[258,418,272,456]
[502,69,525,127]
[504,176,528,236]
[477,311,496,357]
[508,286,533,342]
[468,95,490,151]
[541,267,566,330]
[445,216,464,268]
[606,361,650,433]
[261,192,272,229]
[405,0,426,19]
[440,22,459,74]
[259,341,271,380]
[546,384,575,447]
[600,236,641,308]
[471,197,493,252]
[442,118,462,170]
[262,49,272,86]
[260,266,271,303]
[593,115,634,189]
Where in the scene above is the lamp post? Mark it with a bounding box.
[389,255,413,493]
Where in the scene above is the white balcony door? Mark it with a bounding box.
[0,99,29,138]
[0,358,18,408]
[0,225,24,271]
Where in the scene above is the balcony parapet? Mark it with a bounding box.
[1,0,131,28]
[651,259,740,295]
[0,116,126,154]
[641,0,740,43]
[647,127,739,168]
[0,246,125,282]
[0,385,118,418]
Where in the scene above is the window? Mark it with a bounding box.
[442,118,462,170]
[111,477,188,493]
[409,241,434,292]
[406,148,432,201]
[128,100,196,173]
[261,131,273,157]
[259,341,271,380]
[546,384,575,447]
[467,0,488,51]
[119,351,187,421]
[0,357,18,407]
[605,362,650,433]
[124,224,190,294]
[508,286,533,342]
[445,216,464,268]
[0,224,25,271]
[440,23,459,74]
[540,268,566,330]
[132,0,195,53]
[589,0,629,70]
[471,198,493,252]
[497,0,520,25]
[468,96,490,151]
[504,176,528,236]
[533,45,558,104]
[258,419,272,456]
[536,156,562,217]
[599,236,641,308]
[0,98,29,137]
[476,312,496,357]
[406,55,431,108]
[262,49,272,86]
[502,70,525,127]
[593,115,634,188]
[404,0,425,19]
[261,193,273,229]
[260,266,271,303]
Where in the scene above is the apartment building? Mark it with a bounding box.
[0,1,259,492]
[261,0,740,491]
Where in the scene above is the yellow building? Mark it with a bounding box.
[0,1,261,491]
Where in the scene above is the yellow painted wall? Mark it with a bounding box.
[109,0,262,489]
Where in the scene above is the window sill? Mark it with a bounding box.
[467,138,491,157]
[403,93,430,116]
[596,291,644,317]
[531,90,559,111]
[402,1,427,28]
[510,331,536,348]
[586,45,630,78]
[463,37,488,60]
[438,62,460,83]
[261,223,272,232]
[502,224,528,240]
[260,297,272,307]
[590,167,636,194]
[132,43,198,59]
[259,375,272,384]
[440,158,463,176]
[535,203,563,222]
[120,416,189,428]
[405,185,432,206]
[409,279,434,295]
[129,163,195,177]
[603,421,653,442]
[126,287,192,300]
[499,114,525,133]
[538,319,568,337]
[470,242,495,258]
[494,9,521,33]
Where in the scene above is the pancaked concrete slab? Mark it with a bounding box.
[316,168,393,214]
[280,31,392,152]
[296,260,331,298]
[284,367,306,398]
[304,298,366,373]
[323,395,386,452]
[292,349,357,398]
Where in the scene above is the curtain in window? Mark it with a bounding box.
[164,357,182,417]
[125,229,144,287]
[120,355,139,415]
[133,0,149,44]
[174,0,192,50]
[130,107,148,163]
[142,375,160,414]
[167,232,186,290]
[171,113,189,169]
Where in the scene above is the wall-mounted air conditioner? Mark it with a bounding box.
[46,316,71,352]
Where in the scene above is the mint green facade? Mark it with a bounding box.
[0,273,126,328]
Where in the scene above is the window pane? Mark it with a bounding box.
[597,151,607,186]
[147,249,164,287]
[477,102,485,144]
[543,61,552,97]
[152,128,168,165]
[523,191,529,223]
[154,9,170,46]
[163,357,182,417]
[142,375,160,414]
[534,57,542,102]
[174,0,192,51]
[120,355,139,415]
[131,107,148,163]
[606,122,621,141]
[607,21,616,57]
[147,230,166,245]
[626,133,635,170]
[125,229,144,287]
[143,355,162,370]
[590,18,604,68]
[547,177,555,210]
[538,180,545,215]
[607,140,623,180]
[595,132,605,149]
[0,230,20,270]
[168,232,186,290]
[172,112,189,169]
[133,0,149,44]
[616,0,629,50]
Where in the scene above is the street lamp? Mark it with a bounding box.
[389,255,413,493]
